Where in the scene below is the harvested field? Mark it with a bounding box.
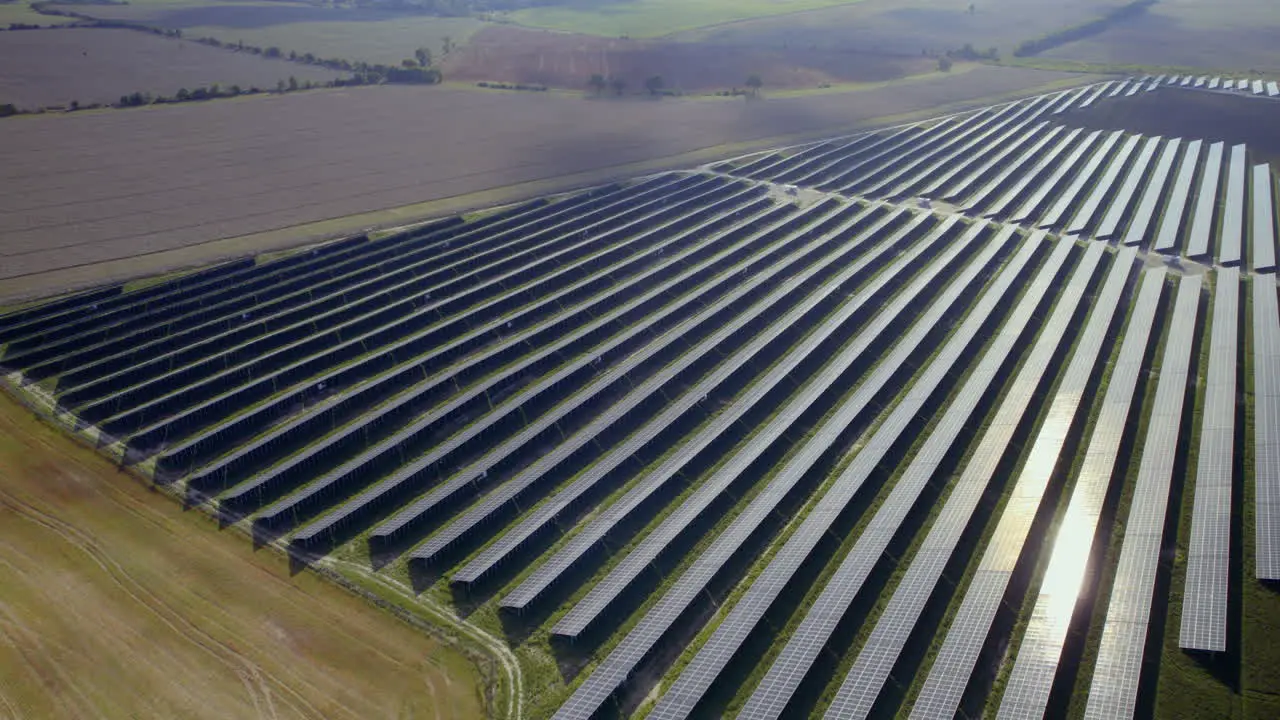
[444,24,932,91]
[0,64,1091,302]
[0,390,485,720]
[1060,87,1280,168]
[0,28,342,109]
[1043,0,1280,72]
[673,0,1132,58]
[505,0,862,38]
[53,1,484,66]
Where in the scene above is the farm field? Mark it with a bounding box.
[3,78,1279,720]
[1043,0,1280,73]
[443,24,932,92]
[0,28,342,109]
[50,0,484,66]
[0,1,76,27]
[0,390,486,719]
[0,64,1088,303]
[502,0,864,38]
[672,0,1132,58]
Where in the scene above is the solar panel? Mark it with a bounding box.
[1067,134,1142,235]
[1010,130,1105,224]
[1269,82,1280,97]
[183,193,777,488]
[551,215,967,720]
[923,122,1050,200]
[910,246,1139,719]
[1039,131,1125,229]
[286,200,869,545]
[1252,165,1277,272]
[224,183,768,515]
[500,207,916,615]
[976,128,1084,217]
[852,102,1035,196]
[1153,140,1204,253]
[1254,80,1266,95]
[996,267,1166,720]
[1109,80,1131,97]
[1186,142,1227,259]
[1254,279,1280,578]
[551,210,951,638]
[1084,274,1202,719]
[412,205,894,571]
[778,126,923,186]
[1209,77,1221,90]
[471,208,942,589]
[106,175,734,445]
[719,235,1067,720]
[961,127,1066,211]
[1122,139,1183,246]
[825,242,1109,720]
[1219,145,1248,265]
[1077,82,1113,109]
[1195,76,1207,87]
[1179,268,1240,652]
[1095,136,1164,239]
[643,225,1025,720]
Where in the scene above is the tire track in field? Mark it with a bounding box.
[0,487,314,720]
[2,420,409,720]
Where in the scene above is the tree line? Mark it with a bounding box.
[1013,0,1157,57]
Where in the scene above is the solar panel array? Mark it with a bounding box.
[1255,279,1280,579]
[1180,269,1240,652]
[909,246,1138,719]
[997,267,1165,719]
[3,77,1277,720]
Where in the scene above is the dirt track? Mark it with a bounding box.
[0,390,486,720]
[0,64,1088,302]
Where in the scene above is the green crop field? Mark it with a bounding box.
[506,0,866,38]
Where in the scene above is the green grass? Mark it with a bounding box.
[505,0,866,38]
[0,0,77,25]
[183,15,483,66]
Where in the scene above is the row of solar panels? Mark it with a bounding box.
[718,83,1280,273]
[1148,72,1280,97]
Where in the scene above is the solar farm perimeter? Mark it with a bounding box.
[3,75,1279,720]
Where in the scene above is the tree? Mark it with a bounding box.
[175,87,191,101]
[937,55,953,72]
[402,58,419,68]
[645,75,664,96]
[610,76,627,96]
[745,74,763,96]
[588,73,607,96]
[0,104,17,118]
[288,75,299,91]
[415,46,433,67]
[442,35,454,55]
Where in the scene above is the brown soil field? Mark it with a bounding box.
[0,28,343,109]
[50,2,485,66]
[1043,0,1280,72]
[671,0,1131,58]
[1060,87,1280,167]
[0,389,486,719]
[0,64,1092,304]
[443,24,933,91]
